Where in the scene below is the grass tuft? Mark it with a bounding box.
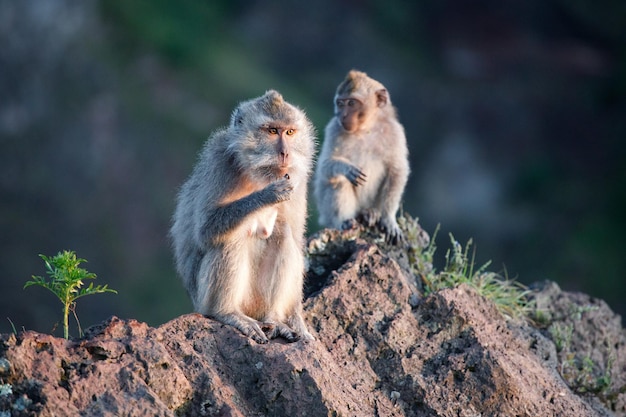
[400,215,532,320]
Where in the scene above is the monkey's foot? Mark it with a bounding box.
[299,330,315,341]
[286,314,315,342]
[261,321,300,343]
[379,217,406,246]
[340,218,360,231]
[215,313,269,344]
[356,209,381,228]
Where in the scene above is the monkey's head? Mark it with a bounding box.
[228,90,316,182]
[334,70,392,134]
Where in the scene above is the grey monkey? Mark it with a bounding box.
[314,70,410,244]
[171,90,316,343]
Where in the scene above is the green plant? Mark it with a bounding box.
[560,354,614,395]
[5,318,17,336]
[415,230,531,320]
[403,217,438,284]
[548,322,573,352]
[24,250,117,339]
[544,303,623,401]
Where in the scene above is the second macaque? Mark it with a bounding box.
[314,70,410,244]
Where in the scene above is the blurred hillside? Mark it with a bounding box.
[1,0,625,335]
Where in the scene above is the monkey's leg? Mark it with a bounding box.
[374,165,408,245]
[259,232,312,342]
[323,179,360,229]
[196,245,270,344]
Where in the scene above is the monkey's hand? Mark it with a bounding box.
[344,164,367,187]
[379,217,406,246]
[261,177,293,205]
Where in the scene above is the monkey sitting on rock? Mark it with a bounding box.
[314,70,410,245]
[170,90,315,343]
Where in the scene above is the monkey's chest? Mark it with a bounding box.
[244,207,279,240]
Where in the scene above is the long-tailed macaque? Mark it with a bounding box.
[314,70,410,244]
[170,90,315,343]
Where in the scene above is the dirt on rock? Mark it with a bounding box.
[1,223,625,416]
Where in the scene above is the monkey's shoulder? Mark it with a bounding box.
[198,128,232,157]
[375,115,406,138]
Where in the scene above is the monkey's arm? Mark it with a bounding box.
[382,162,409,214]
[322,158,367,186]
[199,178,292,245]
[378,141,410,244]
[378,173,406,245]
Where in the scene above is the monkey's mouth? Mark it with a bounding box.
[260,164,290,178]
[277,158,291,172]
[340,119,358,133]
[277,166,290,177]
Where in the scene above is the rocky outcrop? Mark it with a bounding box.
[1,224,625,416]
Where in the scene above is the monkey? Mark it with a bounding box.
[313,70,410,245]
[170,90,316,344]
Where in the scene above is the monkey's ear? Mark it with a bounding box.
[231,108,243,126]
[375,89,388,107]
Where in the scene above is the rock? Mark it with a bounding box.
[1,222,624,416]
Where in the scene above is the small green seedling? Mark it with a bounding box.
[24,250,117,339]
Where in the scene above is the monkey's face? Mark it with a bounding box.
[335,96,365,133]
[228,91,315,183]
[261,124,297,176]
[334,71,390,135]
[232,118,312,182]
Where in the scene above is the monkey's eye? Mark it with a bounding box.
[336,100,344,108]
[347,99,356,107]
[286,129,295,136]
[268,127,279,135]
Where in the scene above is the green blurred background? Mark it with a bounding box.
[1,0,625,336]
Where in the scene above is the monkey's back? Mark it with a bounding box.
[170,130,236,295]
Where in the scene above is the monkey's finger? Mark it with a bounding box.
[262,321,300,342]
[386,229,406,246]
[239,321,270,344]
[275,325,300,343]
[353,178,366,187]
[355,169,367,184]
[349,170,367,186]
[267,179,294,202]
[279,182,295,195]
[348,177,358,186]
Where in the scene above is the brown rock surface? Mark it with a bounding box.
[1,224,624,416]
